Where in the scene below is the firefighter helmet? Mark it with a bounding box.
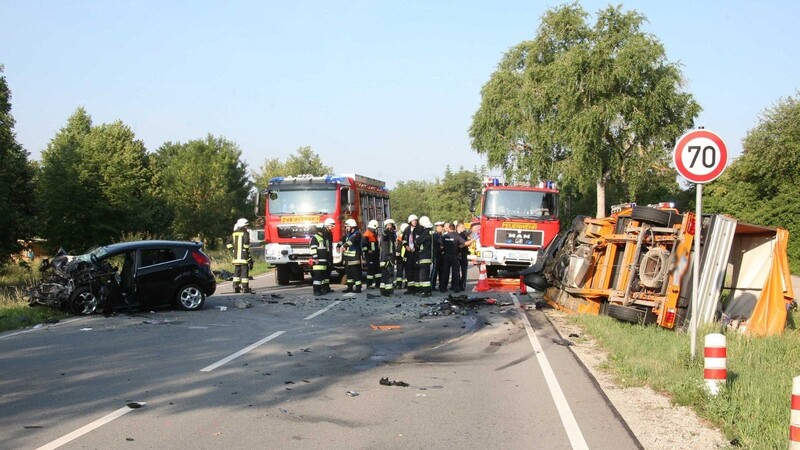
[344,219,357,228]
[324,218,335,227]
[234,218,249,230]
[407,214,418,223]
[367,220,379,230]
[419,216,433,228]
[384,218,395,227]
[400,223,408,234]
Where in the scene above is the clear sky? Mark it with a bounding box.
[2,1,798,188]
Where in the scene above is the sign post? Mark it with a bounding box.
[673,129,728,360]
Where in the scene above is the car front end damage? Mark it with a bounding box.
[26,249,118,315]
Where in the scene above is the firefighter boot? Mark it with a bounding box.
[343,285,354,293]
[355,284,362,293]
[313,285,322,296]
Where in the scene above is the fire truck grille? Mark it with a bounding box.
[277,225,313,239]
[494,229,544,247]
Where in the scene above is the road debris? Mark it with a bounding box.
[552,338,574,346]
[234,299,253,309]
[379,377,409,387]
[283,302,296,306]
[80,327,92,331]
[370,324,402,330]
[216,306,227,311]
[346,390,359,397]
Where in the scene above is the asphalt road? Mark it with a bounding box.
[1,269,642,450]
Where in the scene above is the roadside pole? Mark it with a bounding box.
[690,184,702,359]
[673,129,728,359]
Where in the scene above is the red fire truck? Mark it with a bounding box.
[472,176,560,277]
[255,174,389,285]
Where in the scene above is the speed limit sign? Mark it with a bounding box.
[673,129,728,183]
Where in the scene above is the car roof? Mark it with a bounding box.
[96,240,203,254]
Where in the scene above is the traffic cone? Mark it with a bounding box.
[519,275,527,295]
[475,261,490,292]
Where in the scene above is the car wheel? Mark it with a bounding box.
[70,287,99,315]
[276,265,291,285]
[176,284,206,311]
[606,304,647,324]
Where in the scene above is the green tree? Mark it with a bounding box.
[37,108,94,252]
[469,3,700,217]
[155,135,251,246]
[390,180,438,225]
[0,66,36,263]
[38,109,161,252]
[705,93,800,272]
[252,146,333,191]
[434,166,483,222]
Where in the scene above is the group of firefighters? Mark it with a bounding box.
[314,214,475,297]
[226,215,476,297]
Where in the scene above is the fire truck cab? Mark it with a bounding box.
[473,177,560,276]
[255,174,389,285]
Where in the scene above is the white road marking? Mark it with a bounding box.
[304,301,342,320]
[0,317,88,340]
[35,402,146,450]
[512,294,588,450]
[200,331,285,372]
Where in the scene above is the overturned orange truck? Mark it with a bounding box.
[523,204,794,335]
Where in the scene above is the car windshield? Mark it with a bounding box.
[268,187,337,214]
[73,245,109,262]
[483,190,559,219]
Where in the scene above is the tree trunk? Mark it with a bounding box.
[596,179,606,218]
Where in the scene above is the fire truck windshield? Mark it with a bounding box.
[268,187,337,214]
[483,190,558,219]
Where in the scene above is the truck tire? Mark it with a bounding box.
[606,304,647,324]
[630,206,681,227]
[523,273,549,291]
[486,265,498,278]
[276,265,291,286]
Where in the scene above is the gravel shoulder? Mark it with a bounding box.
[544,308,732,450]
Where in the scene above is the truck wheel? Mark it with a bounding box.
[606,304,647,324]
[486,266,498,278]
[630,206,680,227]
[276,265,291,285]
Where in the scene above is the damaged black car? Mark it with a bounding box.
[27,240,216,314]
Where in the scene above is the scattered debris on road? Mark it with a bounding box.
[234,299,253,309]
[346,390,359,397]
[379,377,409,387]
[370,324,402,330]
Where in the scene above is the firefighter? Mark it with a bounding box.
[379,219,397,296]
[309,223,329,296]
[431,221,445,290]
[341,218,363,293]
[394,223,408,290]
[361,219,380,288]
[415,216,434,297]
[322,217,336,294]
[226,218,251,294]
[440,222,466,292]
[403,214,419,294]
[456,221,475,292]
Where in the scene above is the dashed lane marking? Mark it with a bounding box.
[200,331,286,372]
[303,301,342,320]
[35,402,146,450]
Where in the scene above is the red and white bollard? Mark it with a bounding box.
[704,333,727,396]
[791,376,800,448]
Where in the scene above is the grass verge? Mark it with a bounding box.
[1,261,69,333]
[572,310,800,449]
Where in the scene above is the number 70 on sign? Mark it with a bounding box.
[673,129,728,184]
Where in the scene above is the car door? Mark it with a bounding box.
[136,246,183,306]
